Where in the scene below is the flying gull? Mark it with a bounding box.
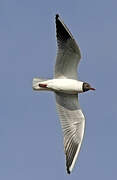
[32,14,95,174]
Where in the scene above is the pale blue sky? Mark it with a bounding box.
[0,0,117,179]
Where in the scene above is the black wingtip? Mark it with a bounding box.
[67,167,71,174]
[56,14,59,20]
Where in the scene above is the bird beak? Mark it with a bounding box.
[90,87,96,91]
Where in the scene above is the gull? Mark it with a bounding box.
[32,14,95,174]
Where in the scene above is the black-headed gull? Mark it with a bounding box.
[32,14,95,174]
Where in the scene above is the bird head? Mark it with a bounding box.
[83,82,96,92]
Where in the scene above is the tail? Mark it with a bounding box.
[32,78,49,91]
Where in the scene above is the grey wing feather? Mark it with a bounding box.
[55,92,85,174]
[54,14,81,80]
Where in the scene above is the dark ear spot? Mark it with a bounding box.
[83,82,90,92]
[83,83,86,92]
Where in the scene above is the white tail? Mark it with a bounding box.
[32,78,48,91]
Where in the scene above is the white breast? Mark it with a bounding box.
[47,79,83,94]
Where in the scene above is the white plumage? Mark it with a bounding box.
[32,14,95,174]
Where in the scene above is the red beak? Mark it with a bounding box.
[90,87,96,91]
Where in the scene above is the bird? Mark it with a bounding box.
[32,14,95,174]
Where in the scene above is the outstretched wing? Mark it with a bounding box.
[55,92,85,174]
[54,14,81,80]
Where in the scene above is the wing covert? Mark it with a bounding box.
[55,92,85,173]
[54,14,81,80]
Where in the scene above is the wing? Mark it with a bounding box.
[54,14,81,80]
[55,92,85,174]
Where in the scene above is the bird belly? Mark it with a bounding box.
[47,79,83,94]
